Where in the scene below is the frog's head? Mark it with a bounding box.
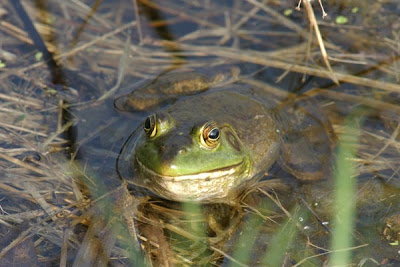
[134,112,252,187]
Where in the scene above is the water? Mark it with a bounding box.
[1,0,400,265]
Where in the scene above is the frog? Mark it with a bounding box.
[115,67,334,203]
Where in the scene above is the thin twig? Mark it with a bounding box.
[303,0,338,84]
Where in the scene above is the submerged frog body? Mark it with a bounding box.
[116,69,333,202]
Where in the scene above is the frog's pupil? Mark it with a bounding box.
[209,128,219,140]
[144,117,151,130]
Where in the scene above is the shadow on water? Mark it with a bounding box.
[10,0,81,163]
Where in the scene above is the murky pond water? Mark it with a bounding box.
[0,0,400,266]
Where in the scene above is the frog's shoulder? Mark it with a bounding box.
[278,97,336,181]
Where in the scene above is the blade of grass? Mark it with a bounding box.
[329,111,362,265]
[261,207,302,266]
[229,210,264,266]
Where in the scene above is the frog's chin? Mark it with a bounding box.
[135,156,246,181]
[134,156,252,202]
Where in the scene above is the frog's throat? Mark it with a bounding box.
[135,156,249,181]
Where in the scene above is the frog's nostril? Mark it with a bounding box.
[159,145,165,152]
[178,148,187,154]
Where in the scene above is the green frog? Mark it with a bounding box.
[116,67,333,203]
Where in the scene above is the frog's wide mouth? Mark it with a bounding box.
[135,156,247,181]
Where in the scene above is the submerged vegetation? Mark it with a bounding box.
[0,0,400,265]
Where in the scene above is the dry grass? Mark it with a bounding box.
[0,0,400,266]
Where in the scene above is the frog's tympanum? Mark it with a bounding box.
[116,69,333,202]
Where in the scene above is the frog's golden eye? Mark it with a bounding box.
[144,114,157,138]
[201,123,220,149]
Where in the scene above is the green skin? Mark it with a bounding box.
[132,90,281,202]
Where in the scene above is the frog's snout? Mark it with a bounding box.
[158,142,189,162]
[159,144,187,154]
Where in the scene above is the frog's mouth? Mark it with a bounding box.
[135,156,247,181]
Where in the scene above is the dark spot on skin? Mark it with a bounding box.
[157,136,193,163]
[179,84,190,92]
[226,130,241,152]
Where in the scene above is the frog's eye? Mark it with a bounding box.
[144,114,157,137]
[201,123,220,149]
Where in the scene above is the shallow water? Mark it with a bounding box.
[1,0,400,265]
